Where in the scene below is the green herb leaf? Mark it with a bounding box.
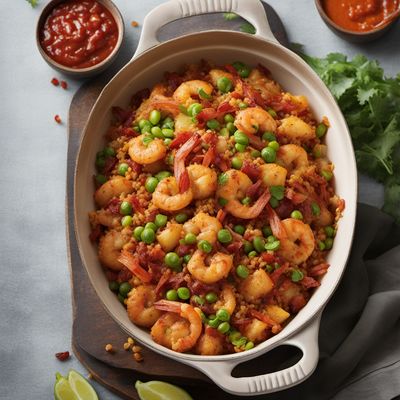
[240,23,256,35]
[223,12,238,21]
[218,173,228,186]
[270,185,285,200]
[26,0,39,7]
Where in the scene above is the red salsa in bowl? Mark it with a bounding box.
[37,0,124,76]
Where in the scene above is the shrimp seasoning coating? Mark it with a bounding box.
[90,61,344,354]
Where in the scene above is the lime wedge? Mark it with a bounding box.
[135,380,193,400]
[54,374,78,400]
[67,370,98,400]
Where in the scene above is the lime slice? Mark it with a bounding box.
[135,380,193,400]
[67,370,98,400]
[54,374,78,400]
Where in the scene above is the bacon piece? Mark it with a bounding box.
[246,179,263,198]
[176,243,194,257]
[168,272,186,289]
[170,131,193,149]
[174,133,201,193]
[257,63,271,77]
[164,72,183,91]
[105,269,118,281]
[112,106,132,123]
[265,204,287,240]
[301,276,320,289]
[226,241,243,253]
[89,225,102,242]
[130,88,150,109]
[309,263,329,277]
[247,133,265,150]
[196,102,237,124]
[290,295,307,313]
[126,195,144,214]
[270,262,290,284]
[261,252,276,263]
[188,280,219,295]
[217,101,236,114]
[127,159,142,175]
[224,64,239,78]
[285,188,308,204]
[214,154,229,171]
[241,160,260,181]
[106,198,121,214]
[117,267,133,283]
[275,198,295,219]
[148,246,165,262]
[242,83,266,108]
[216,209,227,223]
[103,156,118,177]
[155,270,172,296]
[118,250,152,283]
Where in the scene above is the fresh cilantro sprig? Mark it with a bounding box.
[301,52,400,223]
[240,22,256,34]
[26,0,39,7]
[223,12,238,21]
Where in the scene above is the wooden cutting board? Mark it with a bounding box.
[66,4,292,399]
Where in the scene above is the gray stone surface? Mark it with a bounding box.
[0,0,398,398]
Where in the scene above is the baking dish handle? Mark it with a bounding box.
[191,313,321,396]
[134,0,277,57]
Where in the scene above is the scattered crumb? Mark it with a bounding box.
[87,373,93,380]
[133,352,143,362]
[123,342,131,351]
[127,337,135,345]
[105,344,114,353]
[132,345,142,353]
[131,21,139,27]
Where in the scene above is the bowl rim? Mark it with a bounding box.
[36,0,125,74]
[314,0,398,36]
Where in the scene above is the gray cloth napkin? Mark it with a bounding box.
[262,203,400,400]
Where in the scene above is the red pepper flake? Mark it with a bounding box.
[55,351,70,361]
[131,21,139,27]
[60,80,68,90]
[51,77,59,86]
[54,114,62,124]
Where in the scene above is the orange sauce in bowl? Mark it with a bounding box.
[323,0,399,32]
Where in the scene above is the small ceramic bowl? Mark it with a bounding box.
[315,0,400,43]
[36,0,124,78]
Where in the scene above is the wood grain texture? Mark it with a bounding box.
[66,3,290,399]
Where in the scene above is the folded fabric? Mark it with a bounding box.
[264,203,400,400]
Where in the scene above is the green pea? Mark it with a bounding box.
[270,185,285,200]
[193,295,205,305]
[162,128,175,138]
[224,114,234,123]
[325,238,334,250]
[217,229,233,244]
[325,226,335,238]
[118,293,126,305]
[243,240,254,254]
[321,170,333,181]
[241,196,251,205]
[117,163,129,176]
[219,127,230,138]
[251,150,261,158]
[166,289,178,301]
[95,156,105,169]
[318,240,326,251]
[164,252,182,269]
[218,197,228,206]
[207,119,220,130]
[104,147,116,157]
[226,122,236,133]
[267,108,277,118]
[121,215,133,227]
[218,321,230,334]
[262,131,276,142]
[233,225,245,235]
[266,235,276,243]
[264,240,280,251]
[245,341,254,350]
[119,282,132,297]
[162,117,174,130]
[266,264,274,273]
[231,156,243,170]
[232,336,248,347]
[139,119,150,129]
[141,228,155,244]
[253,236,266,253]
[316,123,327,138]
[311,202,321,216]
[149,110,161,125]
[164,138,172,146]
[261,147,276,163]
[205,292,218,303]
[268,140,280,151]
[232,61,251,78]
[141,123,152,134]
[109,281,119,292]
[183,254,191,263]
[217,76,232,93]
[142,134,153,144]
[151,126,164,138]
[95,174,107,184]
[291,269,304,282]
[262,226,273,237]
[177,287,191,300]
[235,143,246,152]
[120,201,132,215]
[133,226,144,241]
[234,130,249,145]
[175,213,188,223]
[269,197,279,208]
[248,250,257,258]
[155,214,168,228]
[184,232,197,245]
[238,102,248,109]
[155,171,172,181]
[198,239,212,253]
[145,176,159,193]
[187,103,203,117]
[208,318,220,328]
[229,330,241,342]
[236,264,249,279]
[291,210,303,220]
[145,222,157,231]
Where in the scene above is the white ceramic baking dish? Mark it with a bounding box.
[74,0,357,395]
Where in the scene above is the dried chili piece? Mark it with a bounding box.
[60,80,68,90]
[55,351,70,361]
[51,77,59,86]
[54,115,62,124]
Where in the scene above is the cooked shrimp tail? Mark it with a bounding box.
[118,250,153,283]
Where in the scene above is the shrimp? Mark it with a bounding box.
[239,269,274,302]
[209,69,234,87]
[187,250,233,284]
[89,209,120,228]
[277,116,315,141]
[247,68,281,99]
[187,164,217,200]
[128,136,166,165]
[277,144,308,174]
[173,80,213,106]
[183,212,222,244]
[152,300,202,352]
[126,285,162,328]
[195,329,225,355]
[259,163,287,187]
[234,106,277,135]
[277,218,315,264]
[156,222,183,252]
[152,176,193,212]
[214,284,236,315]
[216,169,271,219]
[94,177,134,208]
[98,230,131,271]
